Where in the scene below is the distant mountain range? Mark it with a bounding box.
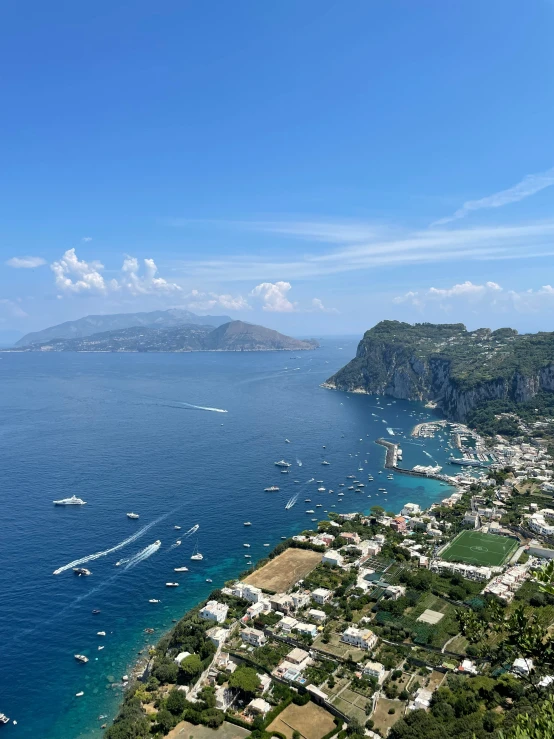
[15,308,231,347]
[13,319,319,353]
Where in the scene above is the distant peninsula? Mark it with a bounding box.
[325,320,554,424]
[12,319,319,353]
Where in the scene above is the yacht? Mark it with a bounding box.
[165,582,179,587]
[346,475,355,479]
[54,495,86,506]
[264,486,279,492]
[285,439,291,443]
[148,599,160,603]
[281,469,289,474]
[190,541,203,561]
[75,692,84,698]
[274,460,292,468]
[0,714,10,725]
[321,461,330,465]
[348,486,354,490]
[174,526,181,530]
[174,567,189,572]
[305,509,314,514]
[243,543,251,547]
[316,504,323,507]
[304,498,311,502]
[243,521,252,526]
[92,609,101,615]
[127,512,139,519]
[357,483,365,488]
[263,543,270,546]
[379,487,386,492]
[97,631,106,637]
[73,568,91,576]
[74,654,89,663]
[206,578,213,583]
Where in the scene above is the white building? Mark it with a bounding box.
[247,698,271,716]
[312,587,332,605]
[200,600,229,624]
[174,651,191,665]
[409,688,433,711]
[279,616,299,633]
[241,627,266,648]
[363,660,386,684]
[341,626,378,650]
[385,585,406,600]
[322,550,344,567]
[308,608,327,623]
[233,583,264,603]
[295,622,318,638]
[402,503,421,517]
[206,626,229,647]
[291,591,311,610]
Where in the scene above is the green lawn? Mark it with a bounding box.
[440,530,518,567]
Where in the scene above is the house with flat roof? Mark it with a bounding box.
[311,587,332,604]
[199,600,229,624]
[363,660,386,685]
[341,626,378,650]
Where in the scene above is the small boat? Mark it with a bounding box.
[243,543,250,547]
[263,543,270,546]
[97,631,106,637]
[148,599,160,603]
[338,492,344,497]
[75,692,84,698]
[316,504,322,507]
[264,486,279,492]
[285,439,291,443]
[244,554,251,557]
[274,460,292,468]
[244,521,252,526]
[92,609,101,615]
[174,540,181,546]
[190,540,203,560]
[0,714,10,725]
[281,536,286,539]
[305,498,311,502]
[74,654,89,663]
[174,526,181,530]
[165,582,179,587]
[144,627,155,633]
[206,578,213,583]
[311,518,317,521]
[322,461,330,465]
[318,487,325,492]
[126,512,139,519]
[174,567,189,572]
[306,509,314,514]
[281,469,289,474]
[73,568,91,576]
[379,488,386,491]
[348,486,354,490]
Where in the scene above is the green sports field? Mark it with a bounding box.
[440,530,518,567]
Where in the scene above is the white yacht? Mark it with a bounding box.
[243,543,251,547]
[321,460,330,465]
[274,460,291,468]
[97,631,106,637]
[127,512,139,519]
[190,541,203,560]
[243,521,252,526]
[174,526,181,530]
[74,654,89,663]
[73,568,91,576]
[174,567,189,572]
[264,486,279,492]
[148,599,160,603]
[0,714,10,725]
[305,509,314,513]
[54,495,86,506]
[317,487,325,492]
[165,582,179,587]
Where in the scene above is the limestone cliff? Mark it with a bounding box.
[325,321,554,421]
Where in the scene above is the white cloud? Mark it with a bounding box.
[185,289,251,312]
[250,281,297,312]
[6,256,46,269]
[81,237,93,242]
[310,297,338,313]
[51,249,181,297]
[0,298,28,318]
[394,281,554,314]
[51,249,109,294]
[432,167,554,226]
[174,221,554,281]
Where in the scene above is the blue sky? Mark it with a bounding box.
[2,0,554,338]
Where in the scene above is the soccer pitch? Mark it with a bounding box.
[440,530,518,567]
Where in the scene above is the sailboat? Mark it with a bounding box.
[190,539,203,561]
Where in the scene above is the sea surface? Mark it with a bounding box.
[0,339,453,738]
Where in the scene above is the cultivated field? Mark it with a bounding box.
[167,720,250,739]
[440,530,518,567]
[312,631,367,662]
[267,701,336,739]
[243,548,321,592]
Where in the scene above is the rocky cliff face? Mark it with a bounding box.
[325,320,554,421]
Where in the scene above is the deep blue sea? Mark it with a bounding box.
[0,339,452,738]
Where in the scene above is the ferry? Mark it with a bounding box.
[74,654,89,663]
[127,512,139,519]
[54,495,86,506]
[274,460,292,468]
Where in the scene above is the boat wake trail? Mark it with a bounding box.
[285,494,298,510]
[124,540,161,570]
[180,402,227,413]
[181,523,199,538]
[296,458,302,467]
[52,517,163,575]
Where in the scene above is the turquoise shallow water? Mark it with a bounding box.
[0,339,451,737]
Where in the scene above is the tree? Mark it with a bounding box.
[228,666,260,697]
[155,708,176,734]
[500,693,554,738]
[166,689,187,716]
[179,654,203,681]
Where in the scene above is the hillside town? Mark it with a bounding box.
[107,413,554,739]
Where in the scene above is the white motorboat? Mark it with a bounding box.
[317,487,325,492]
[285,439,291,443]
[97,631,106,636]
[190,540,203,560]
[174,526,181,530]
[98,646,104,650]
[322,461,330,465]
[305,509,314,513]
[73,568,92,576]
[54,495,86,506]
[74,654,89,664]
[174,567,189,572]
[264,486,279,492]
[126,512,139,519]
[206,578,213,583]
[243,522,252,526]
[165,582,179,587]
[149,599,160,603]
[75,692,84,698]
[274,460,292,467]
[243,543,250,547]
